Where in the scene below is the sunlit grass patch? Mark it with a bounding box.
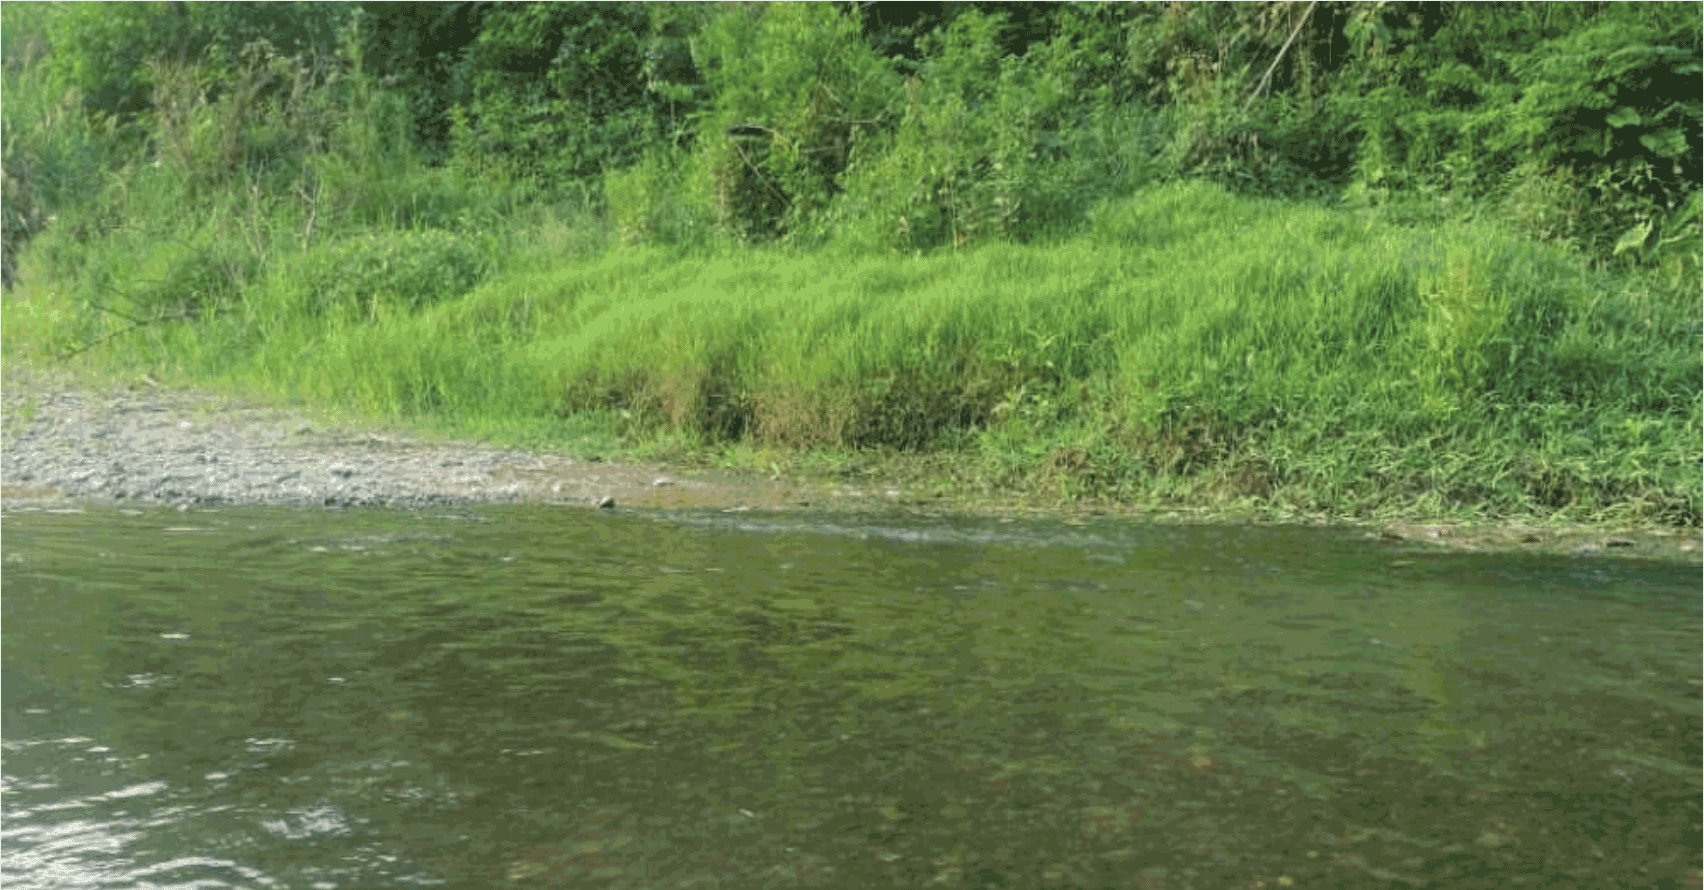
[13,178,1699,525]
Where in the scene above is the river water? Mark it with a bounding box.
[3,503,1697,889]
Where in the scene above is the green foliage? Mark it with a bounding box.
[18,0,1701,271]
[1,4,135,291]
[603,147,710,249]
[42,1,351,123]
[834,10,1041,251]
[1491,6,1698,173]
[3,7,59,289]
[144,51,274,200]
[681,3,899,244]
[42,2,189,119]
[1337,2,1701,269]
[127,235,261,322]
[446,3,656,185]
[279,229,499,319]
[5,1,1698,526]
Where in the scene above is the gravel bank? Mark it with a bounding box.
[0,383,811,511]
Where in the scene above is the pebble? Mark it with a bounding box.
[0,388,623,509]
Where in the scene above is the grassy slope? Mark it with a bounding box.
[7,180,1698,527]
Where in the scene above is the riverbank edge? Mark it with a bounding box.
[3,363,1697,564]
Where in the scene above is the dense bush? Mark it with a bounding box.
[445,2,657,182]
[834,10,1051,251]
[1334,3,1701,268]
[282,229,499,319]
[8,1,1697,271]
[684,3,899,244]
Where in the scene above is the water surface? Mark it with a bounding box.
[4,504,1698,889]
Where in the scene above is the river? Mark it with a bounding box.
[3,503,1698,889]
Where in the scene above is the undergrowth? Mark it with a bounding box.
[3,3,1697,528]
[7,179,1697,527]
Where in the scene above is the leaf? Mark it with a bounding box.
[1605,106,1641,128]
[1613,220,1654,255]
[1639,128,1689,158]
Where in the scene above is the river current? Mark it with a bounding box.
[3,503,1697,889]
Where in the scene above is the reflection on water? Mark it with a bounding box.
[3,504,1698,889]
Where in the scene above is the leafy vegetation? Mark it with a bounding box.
[2,1,1698,526]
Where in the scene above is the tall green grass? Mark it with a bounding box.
[13,179,1694,525]
[5,0,1696,526]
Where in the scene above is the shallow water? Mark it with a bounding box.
[3,503,1698,889]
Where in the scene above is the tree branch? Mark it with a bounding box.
[1245,0,1320,110]
[57,309,197,360]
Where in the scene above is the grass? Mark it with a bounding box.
[3,0,1698,531]
[4,0,1694,530]
[6,175,1698,528]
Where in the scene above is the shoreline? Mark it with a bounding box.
[0,377,855,514]
[3,370,1697,563]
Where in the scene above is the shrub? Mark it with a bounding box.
[604,147,708,249]
[684,3,899,244]
[446,3,658,185]
[833,10,1045,252]
[282,230,498,319]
